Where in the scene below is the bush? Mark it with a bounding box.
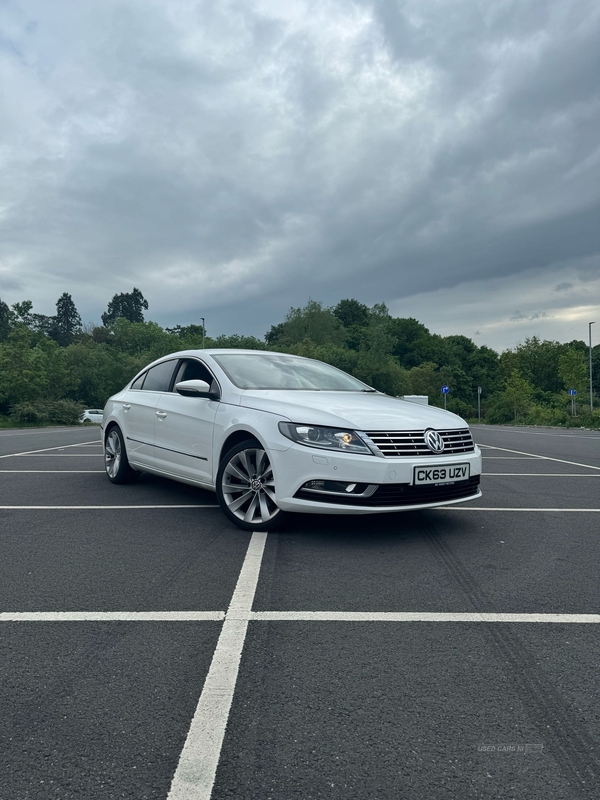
[446,398,476,419]
[524,404,569,426]
[9,402,46,424]
[565,409,600,429]
[10,399,84,426]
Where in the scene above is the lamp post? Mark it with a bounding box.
[590,321,595,412]
[201,317,205,350]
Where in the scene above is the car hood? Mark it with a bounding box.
[240,390,467,430]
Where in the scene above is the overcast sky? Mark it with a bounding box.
[1,0,599,351]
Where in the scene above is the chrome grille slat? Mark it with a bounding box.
[364,428,475,457]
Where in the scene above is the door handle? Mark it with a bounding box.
[156,411,167,418]
[122,403,131,411]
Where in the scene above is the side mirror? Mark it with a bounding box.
[175,379,219,399]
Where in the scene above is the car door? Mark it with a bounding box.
[122,360,178,469]
[153,358,220,485]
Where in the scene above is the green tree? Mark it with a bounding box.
[166,323,206,340]
[63,341,144,407]
[10,300,34,328]
[558,350,588,395]
[52,293,82,346]
[102,288,149,325]
[211,334,266,350]
[0,299,10,341]
[31,313,55,336]
[502,336,565,393]
[389,317,436,367]
[264,322,286,346]
[109,319,174,359]
[276,299,346,346]
[593,344,600,396]
[405,362,455,407]
[558,349,588,414]
[333,299,369,328]
[0,327,76,408]
[498,370,535,420]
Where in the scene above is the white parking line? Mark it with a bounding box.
[0,440,100,460]
[473,428,600,440]
[479,444,600,471]
[13,467,594,477]
[1,610,598,624]
[12,454,103,457]
[167,531,268,800]
[250,611,600,623]
[0,428,98,437]
[0,505,220,509]
[0,612,224,622]
[439,507,600,512]
[0,504,597,511]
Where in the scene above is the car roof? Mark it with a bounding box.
[170,349,296,356]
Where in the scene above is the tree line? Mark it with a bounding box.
[0,290,598,427]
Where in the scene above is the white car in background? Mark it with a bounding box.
[79,409,104,424]
[102,350,482,530]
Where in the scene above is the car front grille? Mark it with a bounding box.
[295,475,481,507]
[363,428,475,457]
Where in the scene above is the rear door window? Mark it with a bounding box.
[142,360,177,392]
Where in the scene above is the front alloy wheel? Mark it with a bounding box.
[216,440,285,531]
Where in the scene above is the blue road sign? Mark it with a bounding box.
[568,388,577,396]
[441,385,450,394]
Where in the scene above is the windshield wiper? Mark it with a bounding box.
[360,388,377,392]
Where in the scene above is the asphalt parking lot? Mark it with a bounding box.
[1,424,599,799]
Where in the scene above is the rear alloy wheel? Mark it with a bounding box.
[216,439,285,531]
[104,426,139,484]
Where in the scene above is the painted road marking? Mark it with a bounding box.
[10,469,595,476]
[167,531,268,800]
[250,612,600,623]
[0,505,220,509]
[473,428,600,440]
[0,440,100,460]
[479,444,600,471]
[0,612,224,622]
[439,507,600,512]
[0,505,597,511]
[1,611,599,624]
[0,428,99,437]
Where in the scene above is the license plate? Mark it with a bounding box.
[413,463,470,486]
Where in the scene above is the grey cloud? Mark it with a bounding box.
[0,0,599,342]
[510,310,552,322]
[554,282,573,292]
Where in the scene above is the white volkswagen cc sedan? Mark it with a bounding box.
[102,349,482,530]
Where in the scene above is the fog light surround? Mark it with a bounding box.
[302,480,378,497]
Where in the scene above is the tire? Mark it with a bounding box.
[216,439,286,531]
[104,426,139,484]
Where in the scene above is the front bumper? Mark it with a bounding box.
[270,442,482,515]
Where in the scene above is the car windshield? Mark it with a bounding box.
[213,353,372,391]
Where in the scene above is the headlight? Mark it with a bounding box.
[278,422,374,455]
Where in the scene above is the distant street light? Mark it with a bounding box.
[201,317,205,350]
[590,321,595,412]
